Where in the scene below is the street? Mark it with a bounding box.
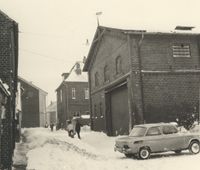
[13,126,200,170]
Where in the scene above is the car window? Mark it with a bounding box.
[146,127,161,136]
[129,127,147,137]
[162,125,178,134]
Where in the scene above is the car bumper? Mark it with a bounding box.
[114,146,134,154]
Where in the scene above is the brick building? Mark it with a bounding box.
[83,26,200,136]
[0,10,18,169]
[19,77,48,128]
[56,61,89,127]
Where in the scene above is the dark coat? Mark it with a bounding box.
[75,121,81,132]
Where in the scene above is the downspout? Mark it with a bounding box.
[138,33,145,123]
[127,34,134,131]
[197,35,200,125]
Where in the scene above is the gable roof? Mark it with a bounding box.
[18,76,48,95]
[0,9,17,23]
[55,61,88,91]
[65,61,88,82]
[83,25,200,71]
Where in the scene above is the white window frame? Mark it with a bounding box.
[72,88,76,99]
[85,88,89,99]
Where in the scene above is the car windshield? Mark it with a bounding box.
[129,126,147,137]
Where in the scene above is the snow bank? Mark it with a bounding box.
[19,127,200,170]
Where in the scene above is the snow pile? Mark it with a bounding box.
[18,127,200,170]
[190,124,200,133]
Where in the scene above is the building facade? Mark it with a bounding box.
[56,62,89,127]
[46,101,57,125]
[83,26,200,136]
[19,77,47,128]
[0,10,18,170]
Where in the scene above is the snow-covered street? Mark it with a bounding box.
[13,127,200,170]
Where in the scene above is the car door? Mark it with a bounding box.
[161,125,185,151]
[144,126,165,152]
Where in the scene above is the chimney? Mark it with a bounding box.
[61,73,70,80]
[75,62,82,75]
[83,56,87,63]
[175,26,195,31]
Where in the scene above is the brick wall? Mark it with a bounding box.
[87,28,200,134]
[90,30,130,90]
[0,11,18,170]
[140,34,200,70]
[57,82,89,126]
[90,91,106,132]
[143,73,200,123]
[67,82,89,118]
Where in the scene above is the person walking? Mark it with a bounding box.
[75,120,81,139]
[67,120,74,138]
[50,122,54,132]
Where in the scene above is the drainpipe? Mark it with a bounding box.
[127,32,145,125]
[138,33,145,123]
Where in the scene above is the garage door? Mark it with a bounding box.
[110,85,129,135]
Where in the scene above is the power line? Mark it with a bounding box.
[19,31,69,39]
[19,48,76,63]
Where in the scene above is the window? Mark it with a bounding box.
[95,72,99,86]
[72,88,76,99]
[60,89,62,102]
[85,88,89,99]
[162,126,178,134]
[129,127,147,137]
[116,56,122,74]
[172,44,191,57]
[146,127,161,136]
[1,106,6,119]
[104,65,109,82]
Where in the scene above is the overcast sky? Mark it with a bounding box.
[0,0,200,104]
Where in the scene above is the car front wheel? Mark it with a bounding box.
[189,141,200,154]
[139,147,150,159]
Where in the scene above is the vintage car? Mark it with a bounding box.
[114,123,200,159]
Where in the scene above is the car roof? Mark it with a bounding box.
[134,123,175,128]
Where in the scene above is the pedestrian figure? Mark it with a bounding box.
[50,122,54,132]
[67,120,74,138]
[45,122,48,128]
[75,120,81,139]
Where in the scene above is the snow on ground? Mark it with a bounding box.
[14,126,200,170]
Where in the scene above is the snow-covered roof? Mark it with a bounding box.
[18,76,48,95]
[65,62,88,82]
[46,102,57,112]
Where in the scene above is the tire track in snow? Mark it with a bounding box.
[43,138,103,160]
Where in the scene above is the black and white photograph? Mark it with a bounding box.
[1,0,200,170]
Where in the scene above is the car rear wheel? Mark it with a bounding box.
[139,147,150,159]
[189,141,200,154]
